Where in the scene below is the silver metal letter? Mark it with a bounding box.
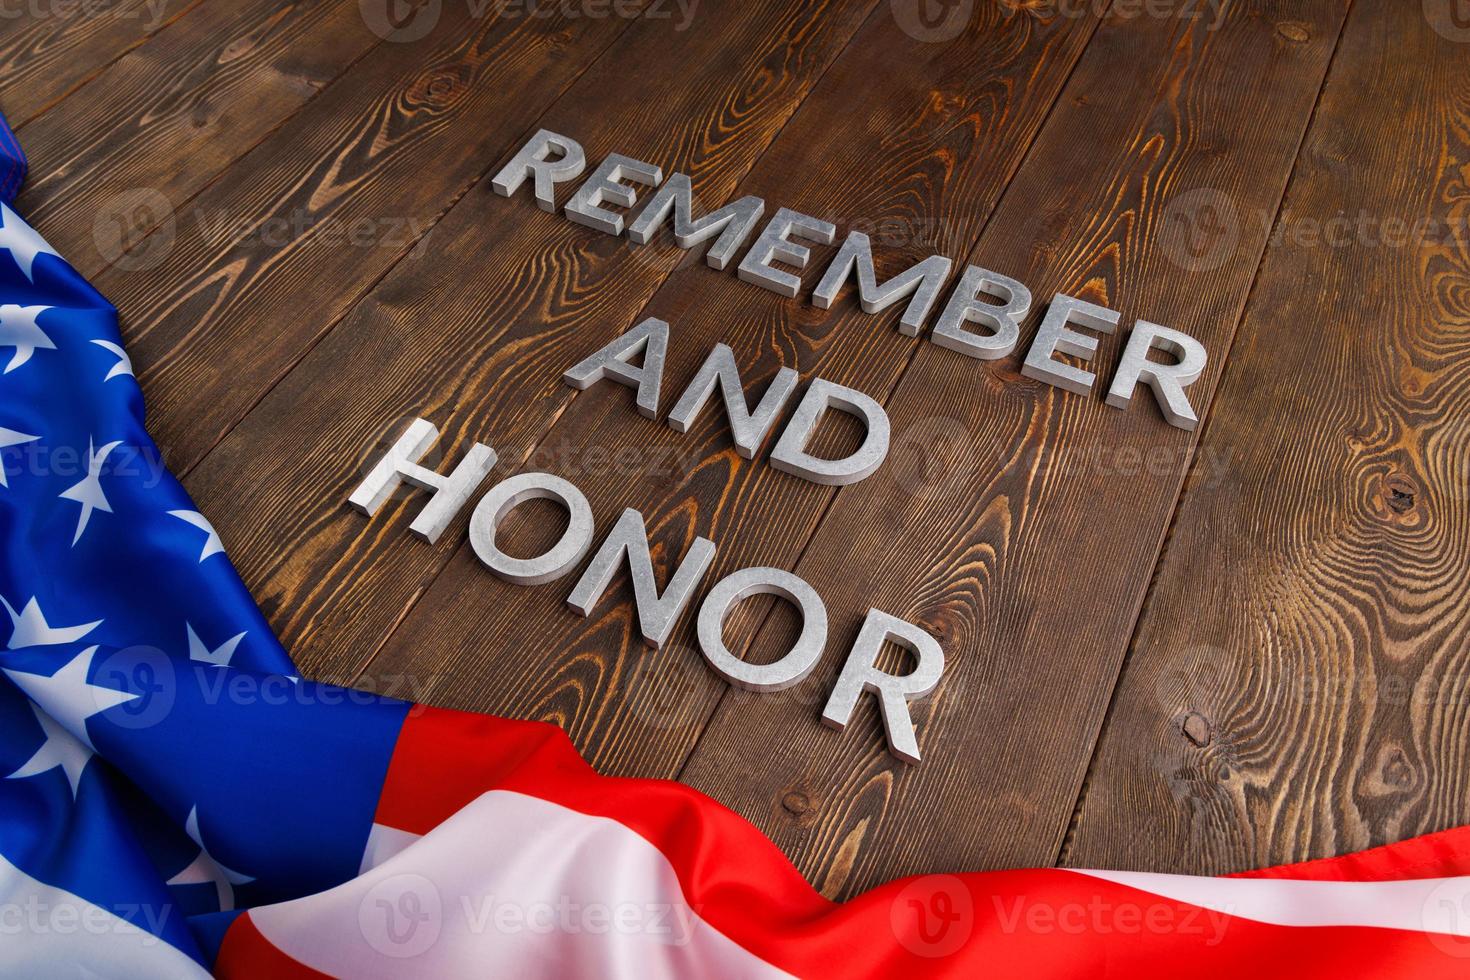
[666,344,798,459]
[696,567,827,691]
[931,265,1032,359]
[812,231,952,336]
[564,153,663,236]
[736,207,836,299]
[491,129,586,213]
[566,508,716,649]
[1020,294,1122,395]
[348,418,496,544]
[626,173,765,271]
[769,379,890,486]
[562,317,668,418]
[821,609,944,765]
[1105,321,1208,431]
[468,472,594,586]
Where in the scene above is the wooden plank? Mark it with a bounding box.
[0,0,202,126]
[86,2,638,474]
[180,0,885,685]
[346,4,1103,782]
[1063,2,1470,875]
[16,0,380,277]
[672,0,1350,898]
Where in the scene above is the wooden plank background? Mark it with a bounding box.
[5,0,1469,897]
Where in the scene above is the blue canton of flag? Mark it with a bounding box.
[0,111,409,977]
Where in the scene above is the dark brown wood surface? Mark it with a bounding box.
[360,0,1101,795]
[5,0,1469,895]
[14,0,380,277]
[1062,0,1470,876]
[679,0,1350,897]
[0,0,202,126]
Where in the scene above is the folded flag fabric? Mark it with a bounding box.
[2,110,1470,979]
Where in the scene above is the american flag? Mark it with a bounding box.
[1,109,1469,978]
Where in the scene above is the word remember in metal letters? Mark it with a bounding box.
[492,128,1211,433]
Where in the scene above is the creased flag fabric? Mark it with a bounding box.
[1,109,1470,978]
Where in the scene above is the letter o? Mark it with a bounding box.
[696,567,827,691]
[469,472,594,585]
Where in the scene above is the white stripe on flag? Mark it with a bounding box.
[250,790,796,978]
[0,851,210,979]
[359,822,420,875]
[1077,868,1470,937]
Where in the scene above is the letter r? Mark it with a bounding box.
[822,609,944,764]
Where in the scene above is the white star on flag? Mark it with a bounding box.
[59,438,123,545]
[168,806,254,911]
[0,304,56,374]
[90,339,134,382]
[2,645,138,752]
[0,426,39,487]
[185,623,246,668]
[1,595,102,649]
[0,202,59,282]
[7,702,92,798]
[168,509,225,561]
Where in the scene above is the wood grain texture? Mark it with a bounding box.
[676,0,1350,898]
[1063,1,1470,876]
[15,0,381,278]
[84,1,637,475]
[21,0,1466,889]
[181,0,883,688]
[0,0,201,125]
[351,4,1101,780]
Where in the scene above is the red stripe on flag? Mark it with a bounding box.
[1233,824,1470,883]
[370,706,1470,978]
[215,911,336,979]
